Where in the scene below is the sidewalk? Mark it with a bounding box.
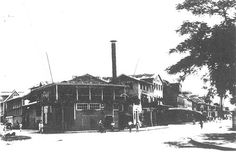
[64,125,168,133]
[190,120,236,150]
[1,124,168,135]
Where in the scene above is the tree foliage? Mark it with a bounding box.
[167,0,236,101]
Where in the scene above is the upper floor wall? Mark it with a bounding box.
[5,96,23,117]
[113,74,163,104]
[26,83,126,105]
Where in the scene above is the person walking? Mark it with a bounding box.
[200,120,203,129]
[19,123,22,132]
[39,121,44,133]
[128,121,132,133]
[111,121,115,132]
[98,120,106,133]
[136,122,140,132]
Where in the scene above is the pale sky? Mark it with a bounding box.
[0,0,230,107]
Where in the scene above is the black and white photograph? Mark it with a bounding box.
[0,0,236,151]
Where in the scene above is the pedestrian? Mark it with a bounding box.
[98,120,105,133]
[16,121,19,128]
[199,120,203,129]
[128,121,132,133]
[19,123,22,132]
[38,121,44,133]
[136,122,140,132]
[111,121,115,131]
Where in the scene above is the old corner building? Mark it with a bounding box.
[22,74,127,132]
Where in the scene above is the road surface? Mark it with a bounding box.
[0,120,234,152]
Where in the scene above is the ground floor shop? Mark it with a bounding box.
[22,102,126,132]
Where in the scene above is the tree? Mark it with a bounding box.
[166,0,236,110]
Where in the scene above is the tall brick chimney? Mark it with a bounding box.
[111,40,117,80]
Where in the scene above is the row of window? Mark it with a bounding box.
[76,103,102,111]
[140,83,163,91]
[7,108,22,116]
[59,87,124,96]
[13,104,21,109]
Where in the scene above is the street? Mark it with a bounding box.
[0,120,235,152]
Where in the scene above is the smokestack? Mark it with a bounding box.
[111,40,117,80]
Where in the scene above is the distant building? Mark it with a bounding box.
[163,81,204,123]
[0,90,22,123]
[163,81,182,107]
[5,95,24,128]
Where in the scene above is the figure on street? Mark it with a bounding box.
[128,121,133,133]
[19,123,22,132]
[200,120,203,129]
[39,121,44,133]
[98,120,106,133]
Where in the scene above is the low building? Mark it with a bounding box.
[0,90,22,123]
[5,96,24,128]
[163,82,204,123]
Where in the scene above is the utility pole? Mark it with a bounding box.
[133,58,140,75]
[46,52,54,83]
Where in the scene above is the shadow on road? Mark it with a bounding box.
[203,133,236,143]
[1,135,31,141]
[164,139,194,148]
[164,134,236,151]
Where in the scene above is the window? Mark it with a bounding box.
[90,103,101,110]
[76,103,88,110]
[103,88,113,100]
[78,88,89,100]
[91,88,102,101]
[76,103,101,111]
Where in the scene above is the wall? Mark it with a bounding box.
[24,107,41,129]
[72,110,103,130]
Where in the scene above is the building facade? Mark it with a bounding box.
[5,96,23,128]
[113,74,164,127]
[22,74,127,131]
[0,90,21,123]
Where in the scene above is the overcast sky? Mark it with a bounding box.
[0,0,228,105]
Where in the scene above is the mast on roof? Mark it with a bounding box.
[46,52,54,83]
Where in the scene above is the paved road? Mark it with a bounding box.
[0,120,234,152]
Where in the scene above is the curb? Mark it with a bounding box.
[64,126,168,134]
